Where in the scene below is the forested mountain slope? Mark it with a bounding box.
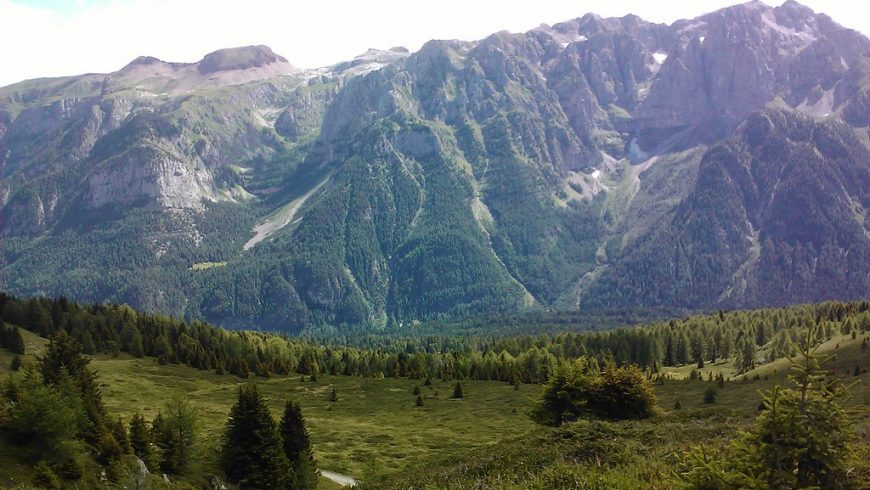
[2,1,870,331]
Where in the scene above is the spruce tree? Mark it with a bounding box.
[415,395,424,406]
[279,400,318,489]
[221,384,289,489]
[38,330,109,447]
[8,326,26,355]
[452,382,464,399]
[129,413,153,466]
[678,324,856,488]
[155,396,197,475]
[110,416,132,454]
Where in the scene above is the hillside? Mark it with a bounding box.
[0,300,867,488]
[2,1,870,331]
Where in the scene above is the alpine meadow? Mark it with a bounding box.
[1,0,870,489]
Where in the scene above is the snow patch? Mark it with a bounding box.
[699,36,706,43]
[652,52,668,64]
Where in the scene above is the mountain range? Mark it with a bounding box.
[1,0,869,332]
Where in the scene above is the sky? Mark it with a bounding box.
[0,0,868,88]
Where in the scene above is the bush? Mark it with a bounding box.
[532,359,657,426]
[703,385,717,404]
[33,461,61,490]
[593,364,658,420]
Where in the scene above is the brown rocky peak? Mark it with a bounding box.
[197,45,291,74]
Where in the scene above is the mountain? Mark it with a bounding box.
[1,1,869,332]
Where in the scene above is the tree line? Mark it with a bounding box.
[2,294,868,385]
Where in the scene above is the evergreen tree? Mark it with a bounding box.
[155,396,197,475]
[678,324,856,488]
[11,354,22,371]
[279,400,318,489]
[38,330,109,448]
[329,387,338,402]
[110,416,132,454]
[7,371,89,458]
[221,384,290,489]
[7,325,26,355]
[129,413,154,468]
[415,395,424,406]
[452,382,464,399]
[703,385,717,404]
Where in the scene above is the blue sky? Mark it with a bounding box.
[1,0,867,87]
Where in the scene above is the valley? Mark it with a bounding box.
[2,1,870,488]
[1,304,867,488]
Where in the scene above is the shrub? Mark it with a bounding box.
[703,385,717,404]
[532,359,657,426]
[33,461,61,490]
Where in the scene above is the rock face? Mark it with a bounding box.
[1,2,870,331]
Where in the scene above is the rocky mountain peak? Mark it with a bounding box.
[197,45,291,74]
[123,56,165,68]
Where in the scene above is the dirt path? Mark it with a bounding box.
[320,470,357,487]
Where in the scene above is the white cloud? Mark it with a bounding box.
[0,0,867,87]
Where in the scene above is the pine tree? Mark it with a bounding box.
[221,384,289,489]
[155,396,197,475]
[412,385,421,396]
[452,382,464,399]
[329,387,338,402]
[415,395,424,406]
[703,385,717,404]
[129,413,154,467]
[39,330,108,447]
[7,326,26,355]
[110,416,132,454]
[279,400,318,489]
[10,354,22,371]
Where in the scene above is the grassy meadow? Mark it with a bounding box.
[1,326,868,488]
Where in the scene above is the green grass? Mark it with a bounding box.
[0,329,536,486]
[369,332,870,488]
[94,358,536,478]
[1,328,867,488]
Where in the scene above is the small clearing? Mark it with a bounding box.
[189,261,228,271]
